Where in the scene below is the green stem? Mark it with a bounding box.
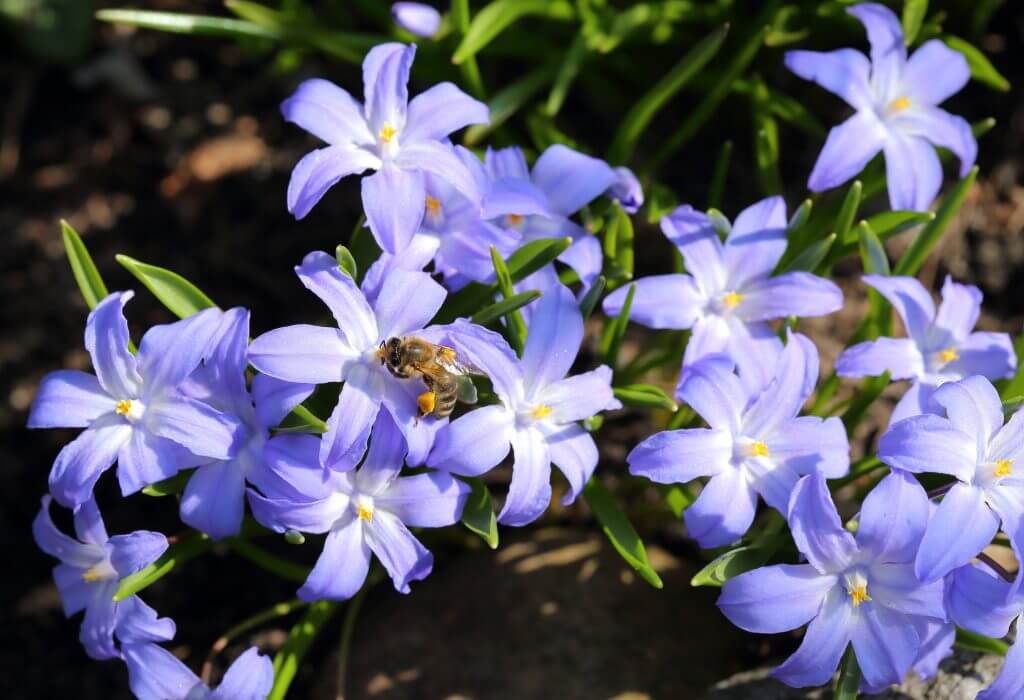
[270,601,341,700]
[229,540,310,583]
[201,599,307,683]
[335,571,385,700]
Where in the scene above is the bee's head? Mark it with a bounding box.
[385,337,403,368]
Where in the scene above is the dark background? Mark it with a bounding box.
[5,1,1024,697]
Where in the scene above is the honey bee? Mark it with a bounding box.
[378,337,482,418]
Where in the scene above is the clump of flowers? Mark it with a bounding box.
[30,4,1022,699]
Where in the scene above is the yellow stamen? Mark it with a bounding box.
[532,404,553,420]
[995,459,1014,478]
[506,214,524,227]
[888,96,911,113]
[115,399,133,416]
[425,195,441,216]
[938,347,960,365]
[848,584,872,607]
[379,122,397,144]
[357,503,374,522]
[722,291,744,309]
[749,441,770,458]
[81,568,102,582]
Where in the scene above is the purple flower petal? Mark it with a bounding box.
[772,587,852,687]
[989,409,1024,465]
[660,205,725,294]
[85,291,141,399]
[764,416,851,479]
[676,355,747,433]
[136,307,224,396]
[949,332,1017,380]
[784,48,873,110]
[745,457,802,515]
[542,423,598,505]
[979,627,1024,700]
[884,132,943,211]
[895,106,976,177]
[248,325,352,385]
[684,468,758,548]
[53,564,93,616]
[536,365,619,424]
[847,3,906,98]
[482,178,555,219]
[427,404,513,476]
[353,409,407,495]
[107,530,168,578]
[252,374,315,430]
[259,434,337,501]
[116,430,196,497]
[287,145,380,220]
[391,2,442,38]
[396,139,483,205]
[807,111,886,192]
[558,235,603,292]
[123,642,201,699]
[531,144,616,216]
[498,427,552,527]
[48,416,132,508]
[931,376,1003,452]
[891,380,939,423]
[485,145,530,180]
[73,497,109,546]
[856,470,929,563]
[363,43,415,135]
[404,81,489,142]
[606,166,644,214]
[719,563,835,634]
[180,461,246,540]
[365,510,433,593]
[743,331,819,436]
[849,602,918,690]
[738,271,844,322]
[148,394,241,461]
[521,283,582,392]
[210,647,274,700]
[722,195,788,287]
[281,78,373,146]
[903,39,971,106]
[916,482,999,582]
[788,472,858,574]
[878,413,976,480]
[862,274,936,343]
[946,563,1018,638]
[869,561,946,618]
[724,318,786,396]
[627,428,731,484]
[296,250,378,349]
[433,319,523,405]
[321,364,383,470]
[836,337,924,380]
[248,489,345,535]
[910,619,955,681]
[80,581,120,659]
[377,471,470,527]
[28,370,114,429]
[33,495,100,567]
[362,166,427,254]
[934,275,982,342]
[372,268,446,340]
[601,274,702,330]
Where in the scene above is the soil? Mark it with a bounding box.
[5,2,1024,698]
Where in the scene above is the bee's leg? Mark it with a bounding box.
[417,390,436,417]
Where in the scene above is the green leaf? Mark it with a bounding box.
[834,180,863,243]
[96,9,281,40]
[834,645,861,700]
[578,275,606,321]
[600,282,635,370]
[751,77,781,197]
[116,255,218,319]
[335,245,358,280]
[60,220,109,310]
[707,141,733,210]
[894,166,978,276]
[662,484,695,519]
[449,0,486,98]
[544,34,589,116]
[954,628,1009,656]
[607,24,728,163]
[902,0,928,45]
[452,0,574,65]
[787,199,813,233]
[613,384,677,412]
[857,221,890,276]
[113,531,214,601]
[464,64,558,146]
[583,478,663,589]
[649,24,768,172]
[842,373,891,433]
[490,246,527,355]
[274,404,328,434]
[471,290,542,326]
[944,35,1010,91]
[141,471,192,497]
[784,233,836,273]
[460,477,499,549]
[691,539,781,587]
[269,601,341,700]
[603,203,635,284]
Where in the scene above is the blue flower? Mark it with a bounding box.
[391,2,442,38]
[837,275,1015,423]
[603,196,843,391]
[718,471,947,690]
[32,495,168,660]
[176,308,314,540]
[606,166,644,214]
[628,332,849,548]
[250,411,469,600]
[879,375,1024,582]
[247,251,450,468]
[28,292,242,507]
[426,284,620,526]
[281,43,489,254]
[786,2,976,211]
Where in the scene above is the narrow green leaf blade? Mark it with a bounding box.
[464,64,558,146]
[583,478,663,589]
[785,233,836,273]
[579,275,606,321]
[894,166,978,276]
[954,627,1009,656]
[471,290,541,326]
[691,542,777,587]
[61,220,109,310]
[707,141,733,210]
[460,477,499,549]
[141,471,192,497]
[269,601,340,700]
[600,282,635,369]
[113,531,213,601]
[95,9,281,40]
[613,384,677,412]
[116,255,218,319]
[902,0,928,45]
[834,645,861,700]
[944,35,1010,91]
[835,180,863,243]
[335,244,358,280]
[857,221,891,276]
[452,0,573,65]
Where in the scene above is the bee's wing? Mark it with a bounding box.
[435,346,486,377]
[455,375,478,405]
